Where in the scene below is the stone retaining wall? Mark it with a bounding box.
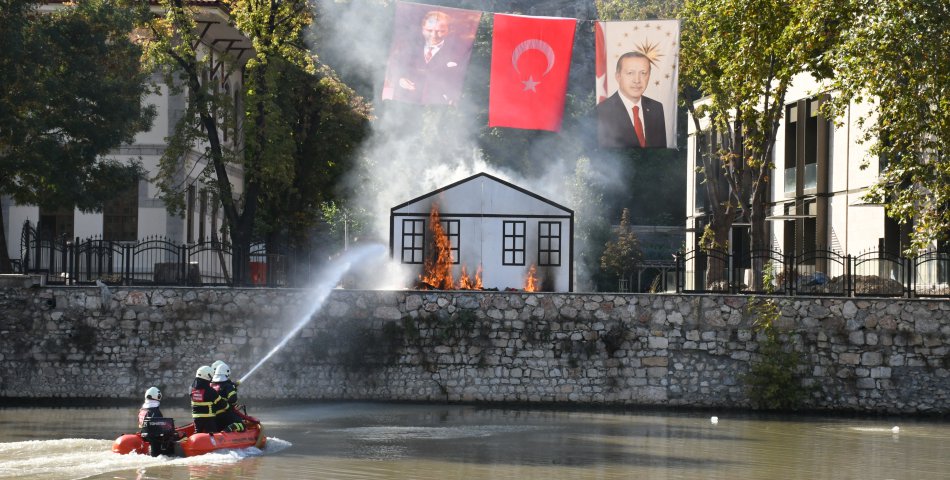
[1,286,947,413]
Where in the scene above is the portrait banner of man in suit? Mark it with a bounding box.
[595,20,680,149]
[382,1,481,106]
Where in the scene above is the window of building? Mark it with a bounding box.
[538,221,561,266]
[38,205,74,240]
[198,188,207,242]
[401,219,425,264]
[938,240,949,284]
[784,104,798,195]
[222,82,230,143]
[440,219,460,264]
[102,183,138,241]
[803,99,820,191]
[186,184,196,244]
[503,220,525,265]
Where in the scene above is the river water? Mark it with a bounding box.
[0,402,947,479]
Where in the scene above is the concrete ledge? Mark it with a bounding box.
[0,274,44,288]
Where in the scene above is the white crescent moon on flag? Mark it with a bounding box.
[511,39,555,76]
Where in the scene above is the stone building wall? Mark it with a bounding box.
[0,286,947,413]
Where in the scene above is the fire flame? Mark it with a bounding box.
[419,203,482,290]
[458,264,483,290]
[524,264,539,292]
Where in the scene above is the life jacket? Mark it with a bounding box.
[191,378,228,418]
[211,379,238,408]
[138,402,163,429]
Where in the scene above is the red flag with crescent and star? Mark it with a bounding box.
[488,14,577,131]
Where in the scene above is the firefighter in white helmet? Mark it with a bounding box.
[211,362,245,432]
[190,366,228,433]
[138,386,163,430]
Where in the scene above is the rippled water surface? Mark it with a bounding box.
[1,402,947,479]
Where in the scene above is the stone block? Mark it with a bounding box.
[856,378,876,389]
[838,353,860,365]
[861,351,883,366]
[642,357,668,367]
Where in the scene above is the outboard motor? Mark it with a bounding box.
[141,417,176,457]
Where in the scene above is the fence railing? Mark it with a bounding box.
[15,220,323,287]
[674,247,949,298]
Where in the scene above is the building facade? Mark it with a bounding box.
[684,73,945,291]
[390,173,574,292]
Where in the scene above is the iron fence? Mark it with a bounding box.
[15,220,321,287]
[675,246,949,298]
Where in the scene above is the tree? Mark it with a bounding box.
[679,0,843,287]
[824,0,950,253]
[255,60,372,248]
[595,0,680,20]
[601,208,644,291]
[143,0,314,284]
[0,0,154,273]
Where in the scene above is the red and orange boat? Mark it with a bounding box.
[113,417,266,457]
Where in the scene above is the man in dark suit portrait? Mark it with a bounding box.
[390,11,469,105]
[597,51,667,148]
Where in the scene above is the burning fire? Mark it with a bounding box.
[418,204,542,292]
[524,264,539,292]
[458,264,483,290]
[419,204,482,290]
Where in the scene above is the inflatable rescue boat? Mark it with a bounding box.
[113,417,266,457]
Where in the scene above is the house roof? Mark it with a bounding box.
[391,172,573,215]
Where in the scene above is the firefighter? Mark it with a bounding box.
[211,363,245,432]
[211,363,239,408]
[139,386,176,456]
[138,386,163,430]
[190,366,228,433]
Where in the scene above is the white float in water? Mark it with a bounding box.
[892,426,900,434]
[239,244,387,383]
[710,416,719,425]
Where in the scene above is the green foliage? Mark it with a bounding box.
[741,266,813,410]
[698,224,725,251]
[144,0,368,282]
[601,208,644,282]
[824,0,950,253]
[680,0,844,251]
[255,61,372,245]
[595,0,682,20]
[0,0,153,271]
[318,200,372,249]
[143,0,241,218]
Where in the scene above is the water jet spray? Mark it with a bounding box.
[239,244,387,383]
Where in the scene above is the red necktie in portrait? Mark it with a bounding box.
[633,106,646,147]
[425,47,434,63]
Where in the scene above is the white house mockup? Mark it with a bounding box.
[390,173,574,292]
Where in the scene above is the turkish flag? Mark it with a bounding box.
[488,14,577,132]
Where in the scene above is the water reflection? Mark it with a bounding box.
[1,402,947,479]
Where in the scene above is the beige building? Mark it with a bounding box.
[685,73,946,293]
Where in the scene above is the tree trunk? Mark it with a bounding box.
[704,220,731,291]
[0,206,11,274]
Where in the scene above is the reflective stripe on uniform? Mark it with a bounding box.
[192,401,216,417]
